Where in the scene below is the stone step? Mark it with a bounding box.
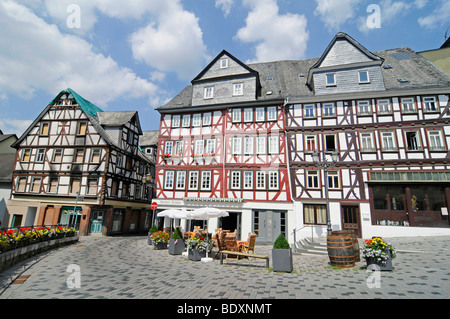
[292,238,328,256]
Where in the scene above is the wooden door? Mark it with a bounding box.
[341,205,361,238]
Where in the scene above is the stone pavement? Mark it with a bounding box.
[0,235,449,299]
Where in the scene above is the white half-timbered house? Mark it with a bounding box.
[7,89,155,236]
[155,51,293,244]
[286,33,450,239]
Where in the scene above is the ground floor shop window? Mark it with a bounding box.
[112,209,124,232]
[304,204,327,225]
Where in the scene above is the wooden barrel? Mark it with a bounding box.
[327,235,355,268]
[332,230,360,262]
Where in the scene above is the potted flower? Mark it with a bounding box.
[162,153,172,164]
[186,233,213,261]
[272,234,293,273]
[152,231,170,250]
[169,227,185,255]
[362,237,396,271]
[148,225,158,245]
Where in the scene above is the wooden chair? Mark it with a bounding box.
[241,233,257,254]
[223,236,240,259]
[214,233,227,259]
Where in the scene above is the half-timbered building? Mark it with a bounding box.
[286,33,450,239]
[155,51,293,244]
[7,88,155,236]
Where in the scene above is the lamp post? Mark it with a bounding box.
[142,173,155,225]
[312,150,339,236]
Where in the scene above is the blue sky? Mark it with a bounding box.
[0,0,449,136]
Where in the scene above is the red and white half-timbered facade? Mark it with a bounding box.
[155,51,292,244]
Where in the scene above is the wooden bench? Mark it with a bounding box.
[220,250,269,268]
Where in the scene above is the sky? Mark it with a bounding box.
[0,0,449,136]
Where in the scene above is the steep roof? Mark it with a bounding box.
[50,88,104,117]
[140,130,159,147]
[0,153,15,183]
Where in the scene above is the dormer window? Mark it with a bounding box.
[326,73,336,86]
[204,86,214,99]
[220,58,228,68]
[233,83,243,96]
[358,70,370,84]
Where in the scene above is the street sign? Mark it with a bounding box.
[151,202,158,210]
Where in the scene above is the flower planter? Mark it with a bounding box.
[193,157,203,164]
[365,249,394,271]
[172,157,182,165]
[188,248,207,261]
[203,156,215,165]
[272,248,293,273]
[154,242,168,250]
[169,238,185,255]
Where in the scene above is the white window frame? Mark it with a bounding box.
[232,108,242,123]
[268,135,279,154]
[231,171,241,190]
[30,177,42,193]
[427,130,446,151]
[243,171,253,190]
[182,114,191,127]
[358,70,370,84]
[256,136,266,154]
[233,83,243,96]
[357,100,371,115]
[255,107,265,122]
[176,171,186,190]
[243,108,253,123]
[326,73,336,86]
[305,135,317,153]
[268,171,279,190]
[204,87,214,99]
[232,136,242,155]
[192,114,201,127]
[327,171,340,189]
[377,99,392,114]
[360,132,375,152]
[256,171,266,190]
[323,103,335,117]
[244,136,254,155]
[401,97,416,113]
[381,131,397,151]
[164,171,175,190]
[306,170,319,189]
[188,171,199,190]
[404,130,422,151]
[220,58,228,68]
[164,141,174,155]
[201,171,212,191]
[423,96,438,112]
[171,115,180,128]
[36,149,46,163]
[203,112,212,126]
[304,104,315,118]
[174,140,183,155]
[205,138,216,155]
[194,139,204,156]
[267,106,277,121]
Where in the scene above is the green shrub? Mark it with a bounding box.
[273,234,290,249]
[172,227,183,239]
[149,225,158,234]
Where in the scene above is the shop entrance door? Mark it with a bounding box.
[253,210,286,244]
[90,210,104,235]
[341,205,361,238]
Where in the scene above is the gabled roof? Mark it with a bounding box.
[0,153,15,183]
[191,49,259,83]
[140,130,159,147]
[98,111,143,135]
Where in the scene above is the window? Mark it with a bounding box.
[256,136,266,154]
[87,178,98,195]
[377,99,391,114]
[91,149,101,163]
[405,131,421,151]
[326,73,336,86]
[232,108,241,123]
[304,204,327,225]
[77,122,87,135]
[243,171,253,189]
[135,184,142,200]
[164,141,174,155]
[268,171,279,190]
[182,114,190,127]
[194,139,204,156]
[172,115,180,128]
[16,177,27,192]
[111,180,119,197]
[256,171,266,190]
[244,136,254,155]
[174,140,183,155]
[127,131,135,144]
[304,104,315,118]
[323,103,335,117]
[427,130,445,151]
[267,106,277,121]
[121,182,129,198]
[192,114,201,127]
[423,97,438,112]
[201,171,212,190]
[401,98,416,113]
[164,171,175,190]
[188,171,199,190]
[205,139,216,154]
[176,171,186,190]
[203,112,212,126]
[125,156,132,170]
[305,135,317,152]
[358,100,371,115]
[70,178,81,194]
[204,87,214,99]
[74,149,84,163]
[231,171,241,190]
[381,131,397,151]
[40,122,50,136]
[30,177,42,193]
[220,58,228,68]
[233,83,243,96]
[268,135,279,154]
[307,170,319,188]
[48,178,58,193]
[36,149,45,163]
[52,149,63,163]
[243,108,253,122]
[21,149,31,162]
[232,136,242,155]
[255,107,265,122]
[358,70,370,83]
[327,171,340,189]
[360,132,375,152]
[325,135,336,152]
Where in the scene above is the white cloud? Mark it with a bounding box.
[216,0,234,17]
[129,1,209,81]
[0,1,158,107]
[314,0,361,31]
[0,118,33,135]
[235,0,309,63]
[418,0,450,29]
